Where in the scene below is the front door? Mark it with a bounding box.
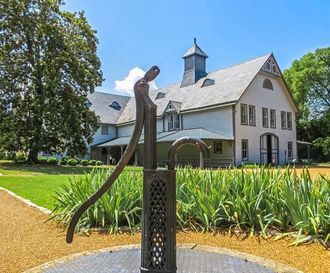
[260,134,279,165]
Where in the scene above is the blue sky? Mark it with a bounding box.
[63,0,329,95]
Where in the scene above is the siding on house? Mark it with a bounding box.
[91,124,116,146]
[182,106,233,137]
[234,73,297,165]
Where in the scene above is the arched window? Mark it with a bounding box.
[156,92,165,99]
[263,78,273,90]
[109,101,121,110]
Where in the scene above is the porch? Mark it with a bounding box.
[91,128,234,168]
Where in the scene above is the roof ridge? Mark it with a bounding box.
[207,52,272,76]
[152,52,272,92]
[92,91,131,98]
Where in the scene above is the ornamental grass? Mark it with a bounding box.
[51,167,330,246]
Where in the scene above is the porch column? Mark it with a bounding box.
[199,151,204,168]
[120,146,124,157]
[106,148,110,165]
[134,150,139,166]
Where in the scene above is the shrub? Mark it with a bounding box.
[47,157,58,165]
[51,167,330,246]
[80,159,89,166]
[59,157,68,165]
[38,157,48,165]
[96,160,103,166]
[13,151,27,164]
[89,159,96,166]
[67,158,78,166]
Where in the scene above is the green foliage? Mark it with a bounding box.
[51,167,330,245]
[13,151,27,164]
[96,160,103,166]
[89,160,97,166]
[47,157,58,165]
[51,169,142,233]
[80,159,89,166]
[67,158,78,166]
[59,157,68,166]
[284,47,330,161]
[37,157,49,165]
[0,0,103,163]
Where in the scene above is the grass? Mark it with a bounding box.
[0,164,142,209]
[0,164,142,176]
[0,175,72,209]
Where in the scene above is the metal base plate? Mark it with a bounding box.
[41,247,276,273]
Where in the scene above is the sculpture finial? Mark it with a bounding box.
[193,37,197,45]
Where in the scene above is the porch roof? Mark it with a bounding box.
[157,128,234,142]
[96,128,233,147]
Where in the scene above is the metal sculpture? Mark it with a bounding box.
[66,66,210,273]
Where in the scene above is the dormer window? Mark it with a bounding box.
[156,92,165,99]
[85,99,92,108]
[109,101,121,110]
[201,78,215,87]
[168,113,180,131]
[263,78,273,90]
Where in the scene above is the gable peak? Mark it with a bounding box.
[261,54,281,76]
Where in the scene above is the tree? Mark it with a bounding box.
[0,0,103,163]
[284,47,330,161]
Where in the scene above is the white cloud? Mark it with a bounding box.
[114,67,158,96]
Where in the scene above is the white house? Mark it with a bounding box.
[87,40,299,167]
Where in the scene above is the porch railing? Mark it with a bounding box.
[157,156,234,168]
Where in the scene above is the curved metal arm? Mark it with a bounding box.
[66,66,160,243]
[166,137,210,170]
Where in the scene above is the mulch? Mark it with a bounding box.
[0,189,329,273]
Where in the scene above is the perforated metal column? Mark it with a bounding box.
[141,170,176,273]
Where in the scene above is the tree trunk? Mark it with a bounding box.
[27,148,39,164]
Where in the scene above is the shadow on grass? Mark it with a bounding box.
[0,164,142,175]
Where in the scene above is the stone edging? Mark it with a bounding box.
[0,187,52,215]
[24,244,303,273]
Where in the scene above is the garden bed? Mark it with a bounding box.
[0,189,329,273]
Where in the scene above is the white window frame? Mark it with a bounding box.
[281,111,287,130]
[262,108,268,128]
[287,112,292,130]
[270,109,276,128]
[101,125,109,135]
[241,139,248,161]
[241,104,248,125]
[249,105,256,126]
[168,113,180,131]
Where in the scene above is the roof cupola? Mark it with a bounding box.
[180,38,208,88]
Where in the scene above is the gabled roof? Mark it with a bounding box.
[164,100,182,114]
[117,53,272,125]
[87,92,130,124]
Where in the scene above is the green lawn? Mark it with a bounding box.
[0,175,72,209]
[0,164,142,210]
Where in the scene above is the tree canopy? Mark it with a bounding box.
[284,47,330,160]
[0,0,103,162]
